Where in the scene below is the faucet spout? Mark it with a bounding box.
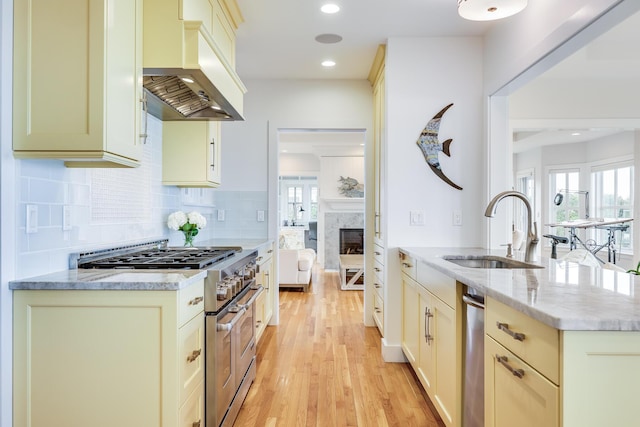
[485,191,539,262]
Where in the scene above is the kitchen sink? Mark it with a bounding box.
[442,255,544,269]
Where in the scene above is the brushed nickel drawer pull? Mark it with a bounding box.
[496,322,525,341]
[425,307,434,345]
[496,354,525,378]
[189,296,204,306]
[192,421,201,427]
[374,283,382,288]
[187,349,202,363]
[374,267,381,272]
[402,262,412,268]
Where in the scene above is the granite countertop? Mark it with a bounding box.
[197,238,272,251]
[399,247,640,331]
[9,269,208,291]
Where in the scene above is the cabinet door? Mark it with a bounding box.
[207,121,222,185]
[372,71,385,245]
[402,274,420,367]
[417,286,435,396]
[262,256,274,322]
[433,297,457,426]
[485,336,559,427]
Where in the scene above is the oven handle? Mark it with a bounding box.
[238,286,264,310]
[216,306,246,331]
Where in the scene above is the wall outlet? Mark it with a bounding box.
[409,210,425,226]
[63,205,72,231]
[257,210,265,222]
[26,204,38,233]
[453,209,463,226]
[217,209,225,221]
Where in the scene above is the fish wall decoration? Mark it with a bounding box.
[416,103,463,190]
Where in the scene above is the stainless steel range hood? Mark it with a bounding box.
[143,0,246,121]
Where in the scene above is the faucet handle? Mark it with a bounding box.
[500,243,513,258]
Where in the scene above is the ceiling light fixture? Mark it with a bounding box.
[321,60,336,67]
[457,0,527,21]
[321,3,340,14]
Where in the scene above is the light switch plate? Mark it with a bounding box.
[453,209,463,226]
[63,205,72,230]
[257,210,265,222]
[409,210,425,226]
[217,209,225,221]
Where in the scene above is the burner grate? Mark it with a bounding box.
[78,247,239,269]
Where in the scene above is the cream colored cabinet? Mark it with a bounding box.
[256,241,275,342]
[370,45,386,246]
[372,243,385,335]
[162,121,222,187]
[400,254,460,427]
[13,280,205,427]
[13,0,143,167]
[485,297,559,427]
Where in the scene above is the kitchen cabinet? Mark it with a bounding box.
[370,45,386,247]
[256,241,275,342]
[400,252,461,427]
[372,243,385,335]
[13,280,205,427]
[13,0,143,167]
[162,121,222,187]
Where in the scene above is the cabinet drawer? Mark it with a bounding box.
[178,280,205,327]
[486,336,559,427]
[416,261,456,309]
[486,297,559,384]
[373,244,385,265]
[373,292,384,335]
[179,314,205,405]
[179,380,205,427]
[399,251,416,279]
[257,241,274,265]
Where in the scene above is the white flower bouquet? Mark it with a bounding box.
[167,211,207,246]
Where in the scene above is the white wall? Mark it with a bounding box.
[320,156,364,199]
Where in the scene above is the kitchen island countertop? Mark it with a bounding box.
[9,269,207,291]
[399,247,640,331]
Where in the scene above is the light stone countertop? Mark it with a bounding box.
[9,269,208,291]
[399,247,640,331]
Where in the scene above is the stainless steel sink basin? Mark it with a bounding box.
[442,255,544,269]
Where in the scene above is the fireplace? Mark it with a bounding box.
[339,228,364,255]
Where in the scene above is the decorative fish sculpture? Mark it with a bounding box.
[416,103,463,190]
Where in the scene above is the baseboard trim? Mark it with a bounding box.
[381,338,407,362]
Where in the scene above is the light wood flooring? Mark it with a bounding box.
[235,266,443,427]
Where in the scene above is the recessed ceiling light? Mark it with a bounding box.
[315,33,343,44]
[322,60,336,67]
[321,4,340,14]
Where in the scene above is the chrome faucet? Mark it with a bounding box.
[485,191,539,262]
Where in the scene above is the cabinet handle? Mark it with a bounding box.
[374,267,381,272]
[495,354,525,379]
[402,262,412,268]
[374,306,381,313]
[192,421,201,427]
[257,256,263,262]
[139,92,149,144]
[375,251,381,256]
[374,283,382,288]
[187,349,202,363]
[424,307,434,345]
[268,249,273,254]
[210,138,216,171]
[496,322,526,341]
[189,296,204,306]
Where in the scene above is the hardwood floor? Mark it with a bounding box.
[235,266,443,427]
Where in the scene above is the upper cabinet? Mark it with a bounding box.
[142,0,246,121]
[162,121,222,187]
[369,45,386,246]
[13,0,144,168]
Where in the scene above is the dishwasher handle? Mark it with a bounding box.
[462,293,485,309]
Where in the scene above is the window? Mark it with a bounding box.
[287,186,303,221]
[515,169,535,234]
[591,163,633,253]
[310,186,319,220]
[549,169,581,238]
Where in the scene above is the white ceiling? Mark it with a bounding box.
[233,2,640,156]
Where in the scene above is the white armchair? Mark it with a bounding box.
[278,228,316,292]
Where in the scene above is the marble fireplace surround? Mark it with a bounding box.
[324,212,365,270]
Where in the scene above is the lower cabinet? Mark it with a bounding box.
[256,241,275,342]
[401,259,460,427]
[13,281,205,427]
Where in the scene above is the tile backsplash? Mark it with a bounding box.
[15,116,267,279]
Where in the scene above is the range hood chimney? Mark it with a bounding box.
[143,0,246,121]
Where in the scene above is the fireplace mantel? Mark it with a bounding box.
[321,197,364,211]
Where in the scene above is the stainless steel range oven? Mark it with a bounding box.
[74,239,263,427]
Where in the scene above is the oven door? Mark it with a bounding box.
[235,286,263,378]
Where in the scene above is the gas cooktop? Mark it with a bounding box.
[78,247,241,269]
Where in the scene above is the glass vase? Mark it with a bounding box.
[182,230,197,247]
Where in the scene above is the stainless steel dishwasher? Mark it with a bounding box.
[463,286,485,427]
